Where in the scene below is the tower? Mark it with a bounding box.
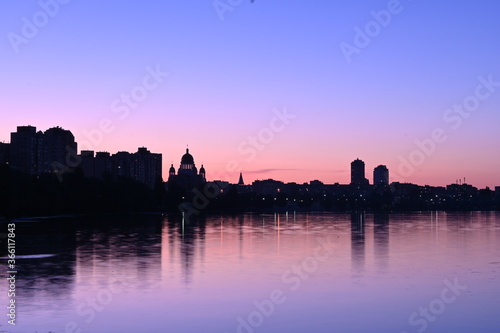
[169,163,176,177]
[351,158,369,185]
[43,126,78,174]
[10,126,44,175]
[238,172,244,185]
[373,165,389,185]
[200,164,206,180]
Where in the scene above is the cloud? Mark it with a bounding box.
[244,168,298,174]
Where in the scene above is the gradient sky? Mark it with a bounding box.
[1,0,499,188]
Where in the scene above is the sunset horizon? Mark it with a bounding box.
[2,1,499,189]
[1,2,500,332]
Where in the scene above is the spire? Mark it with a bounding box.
[238,172,244,185]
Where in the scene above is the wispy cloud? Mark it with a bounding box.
[245,168,298,174]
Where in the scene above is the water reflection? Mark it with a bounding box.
[2,212,499,333]
[13,220,77,310]
[350,212,365,274]
[163,214,207,285]
[373,213,390,272]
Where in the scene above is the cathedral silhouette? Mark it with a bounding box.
[168,148,206,193]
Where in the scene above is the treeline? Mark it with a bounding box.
[1,165,498,219]
[0,165,166,218]
[172,184,500,215]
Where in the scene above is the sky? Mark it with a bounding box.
[1,0,499,188]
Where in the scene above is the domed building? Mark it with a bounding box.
[178,148,197,175]
[168,148,206,193]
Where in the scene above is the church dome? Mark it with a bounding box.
[181,148,194,164]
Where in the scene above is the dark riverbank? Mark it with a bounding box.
[1,165,498,219]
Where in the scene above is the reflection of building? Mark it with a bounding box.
[373,165,389,185]
[162,214,207,286]
[77,215,163,294]
[14,219,77,305]
[168,148,206,193]
[351,158,369,185]
[373,214,389,272]
[350,212,365,273]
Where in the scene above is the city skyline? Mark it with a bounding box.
[1,1,500,188]
[1,124,497,191]
[1,3,499,332]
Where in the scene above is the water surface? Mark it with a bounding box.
[1,212,499,332]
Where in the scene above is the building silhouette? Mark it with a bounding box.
[252,179,285,195]
[94,152,112,179]
[79,147,162,189]
[9,125,77,175]
[168,148,206,193]
[43,126,78,174]
[0,142,10,166]
[373,165,389,185]
[2,125,498,213]
[133,147,163,188]
[350,158,369,185]
[10,126,43,174]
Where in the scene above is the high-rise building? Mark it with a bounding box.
[43,126,78,174]
[80,150,96,178]
[9,125,78,175]
[0,143,10,166]
[95,152,112,179]
[373,165,389,185]
[10,126,44,175]
[113,151,132,179]
[132,147,162,189]
[78,147,162,188]
[351,158,369,185]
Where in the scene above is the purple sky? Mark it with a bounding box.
[1,0,499,188]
